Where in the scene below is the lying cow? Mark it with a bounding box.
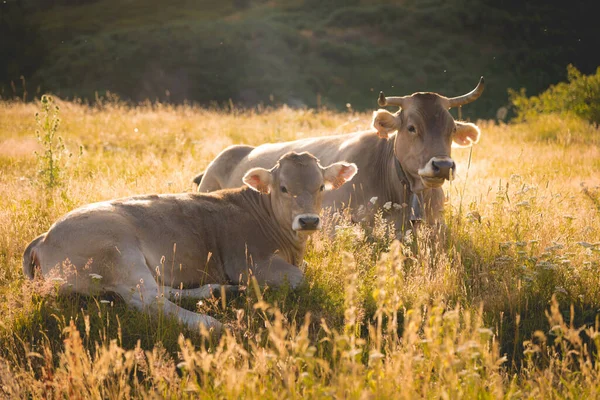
[23,152,357,334]
[194,78,484,232]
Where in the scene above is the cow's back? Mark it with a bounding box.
[28,191,283,290]
[198,145,255,192]
[108,192,281,287]
[202,131,385,204]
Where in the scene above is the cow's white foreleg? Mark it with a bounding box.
[253,256,304,289]
[166,284,244,300]
[110,252,223,334]
[112,281,223,334]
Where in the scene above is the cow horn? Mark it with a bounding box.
[378,91,407,108]
[447,76,485,108]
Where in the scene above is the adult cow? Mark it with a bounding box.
[194,78,484,232]
[23,152,357,334]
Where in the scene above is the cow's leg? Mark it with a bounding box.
[110,251,223,334]
[252,256,304,289]
[390,208,411,240]
[166,284,245,300]
[418,188,447,244]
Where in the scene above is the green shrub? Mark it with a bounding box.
[510,64,600,124]
[34,95,69,189]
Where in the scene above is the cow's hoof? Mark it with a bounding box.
[210,285,246,300]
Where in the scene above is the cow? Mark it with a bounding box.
[194,78,484,233]
[22,152,357,334]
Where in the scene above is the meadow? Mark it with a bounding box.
[0,97,599,398]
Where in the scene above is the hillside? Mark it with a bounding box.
[1,0,599,118]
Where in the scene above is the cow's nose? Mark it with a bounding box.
[431,159,456,180]
[298,216,320,230]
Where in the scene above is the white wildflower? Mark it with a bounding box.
[538,261,556,270]
[370,197,378,204]
[301,260,308,272]
[369,351,385,362]
[554,286,567,295]
[383,201,392,210]
[478,328,494,336]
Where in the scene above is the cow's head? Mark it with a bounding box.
[372,77,484,192]
[243,152,357,234]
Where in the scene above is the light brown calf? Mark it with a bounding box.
[23,152,357,334]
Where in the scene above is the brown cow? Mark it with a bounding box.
[194,78,484,232]
[23,152,357,334]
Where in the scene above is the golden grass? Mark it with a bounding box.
[1,99,599,398]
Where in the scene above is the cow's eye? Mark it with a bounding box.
[320,185,325,192]
[407,125,416,134]
[280,186,288,193]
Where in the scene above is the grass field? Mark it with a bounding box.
[1,98,600,397]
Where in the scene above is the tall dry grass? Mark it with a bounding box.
[0,98,599,398]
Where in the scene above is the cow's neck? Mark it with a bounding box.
[241,189,306,266]
[383,136,426,222]
[377,137,411,205]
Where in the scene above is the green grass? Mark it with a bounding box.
[1,98,600,397]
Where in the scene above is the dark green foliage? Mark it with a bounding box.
[4,0,599,118]
[510,65,600,124]
[0,1,47,100]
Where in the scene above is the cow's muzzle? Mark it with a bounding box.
[292,214,322,232]
[418,157,456,187]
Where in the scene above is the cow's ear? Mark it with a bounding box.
[452,121,481,147]
[243,168,272,194]
[323,162,358,190]
[372,109,399,139]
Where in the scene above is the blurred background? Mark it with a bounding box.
[1,0,598,119]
